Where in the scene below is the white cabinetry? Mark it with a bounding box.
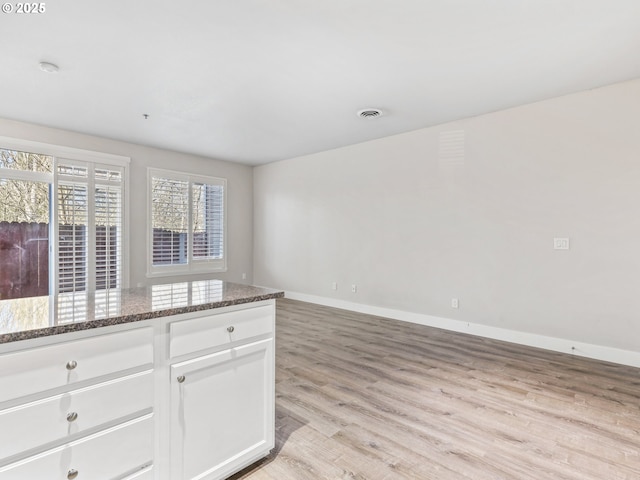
[170,338,274,480]
[0,327,154,479]
[167,304,275,480]
[0,299,276,480]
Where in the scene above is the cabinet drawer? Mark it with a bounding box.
[0,370,153,460]
[0,327,153,404]
[0,414,153,480]
[170,305,273,358]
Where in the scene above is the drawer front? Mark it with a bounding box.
[0,327,153,404]
[0,414,153,480]
[0,370,153,461]
[170,305,274,358]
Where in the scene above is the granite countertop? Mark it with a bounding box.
[0,280,284,344]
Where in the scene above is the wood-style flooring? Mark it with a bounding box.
[230,298,640,480]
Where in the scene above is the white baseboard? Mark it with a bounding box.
[283,291,640,369]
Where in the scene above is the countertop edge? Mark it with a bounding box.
[0,290,284,345]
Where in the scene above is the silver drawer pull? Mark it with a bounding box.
[66,360,78,370]
[67,469,79,479]
[67,412,78,422]
[227,326,235,333]
[177,375,186,383]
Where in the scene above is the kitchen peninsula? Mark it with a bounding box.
[0,280,284,480]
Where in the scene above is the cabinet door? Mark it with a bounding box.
[170,338,274,480]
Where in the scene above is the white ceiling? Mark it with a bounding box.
[2,1,640,166]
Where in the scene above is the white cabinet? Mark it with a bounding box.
[169,338,275,480]
[0,327,155,479]
[0,298,277,480]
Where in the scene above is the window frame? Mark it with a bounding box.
[0,136,130,294]
[147,168,227,277]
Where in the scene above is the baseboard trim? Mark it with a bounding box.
[283,291,640,369]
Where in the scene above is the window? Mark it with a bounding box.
[0,137,129,300]
[148,169,226,276]
[0,149,52,300]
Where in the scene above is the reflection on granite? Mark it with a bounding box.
[0,280,284,344]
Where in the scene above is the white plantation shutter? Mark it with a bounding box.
[57,161,124,293]
[95,168,122,290]
[58,182,88,292]
[192,182,224,260]
[149,169,226,275]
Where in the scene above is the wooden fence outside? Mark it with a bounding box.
[0,222,49,300]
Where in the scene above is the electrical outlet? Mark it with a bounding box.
[331,282,337,291]
[242,273,247,280]
[351,284,357,293]
[451,298,459,309]
[553,238,570,250]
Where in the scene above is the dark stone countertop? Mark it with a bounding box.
[0,280,284,344]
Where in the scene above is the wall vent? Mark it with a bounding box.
[438,130,465,166]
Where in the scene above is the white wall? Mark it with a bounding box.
[254,79,640,359]
[0,118,254,287]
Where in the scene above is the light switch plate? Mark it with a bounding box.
[554,238,570,250]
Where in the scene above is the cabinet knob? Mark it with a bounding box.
[66,360,78,370]
[67,412,78,422]
[67,469,79,479]
[177,375,186,383]
[227,326,235,333]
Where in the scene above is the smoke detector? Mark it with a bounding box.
[357,108,384,119]
[39,61,59,73]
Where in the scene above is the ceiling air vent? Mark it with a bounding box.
[357,108,384,119]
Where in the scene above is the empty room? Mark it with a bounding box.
[0,1,638,479]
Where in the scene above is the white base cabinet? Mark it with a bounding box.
[0,299,276,480]
[170,338,274,480]
[0,327,154,480]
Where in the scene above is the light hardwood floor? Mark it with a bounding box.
[230,298,640,480]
